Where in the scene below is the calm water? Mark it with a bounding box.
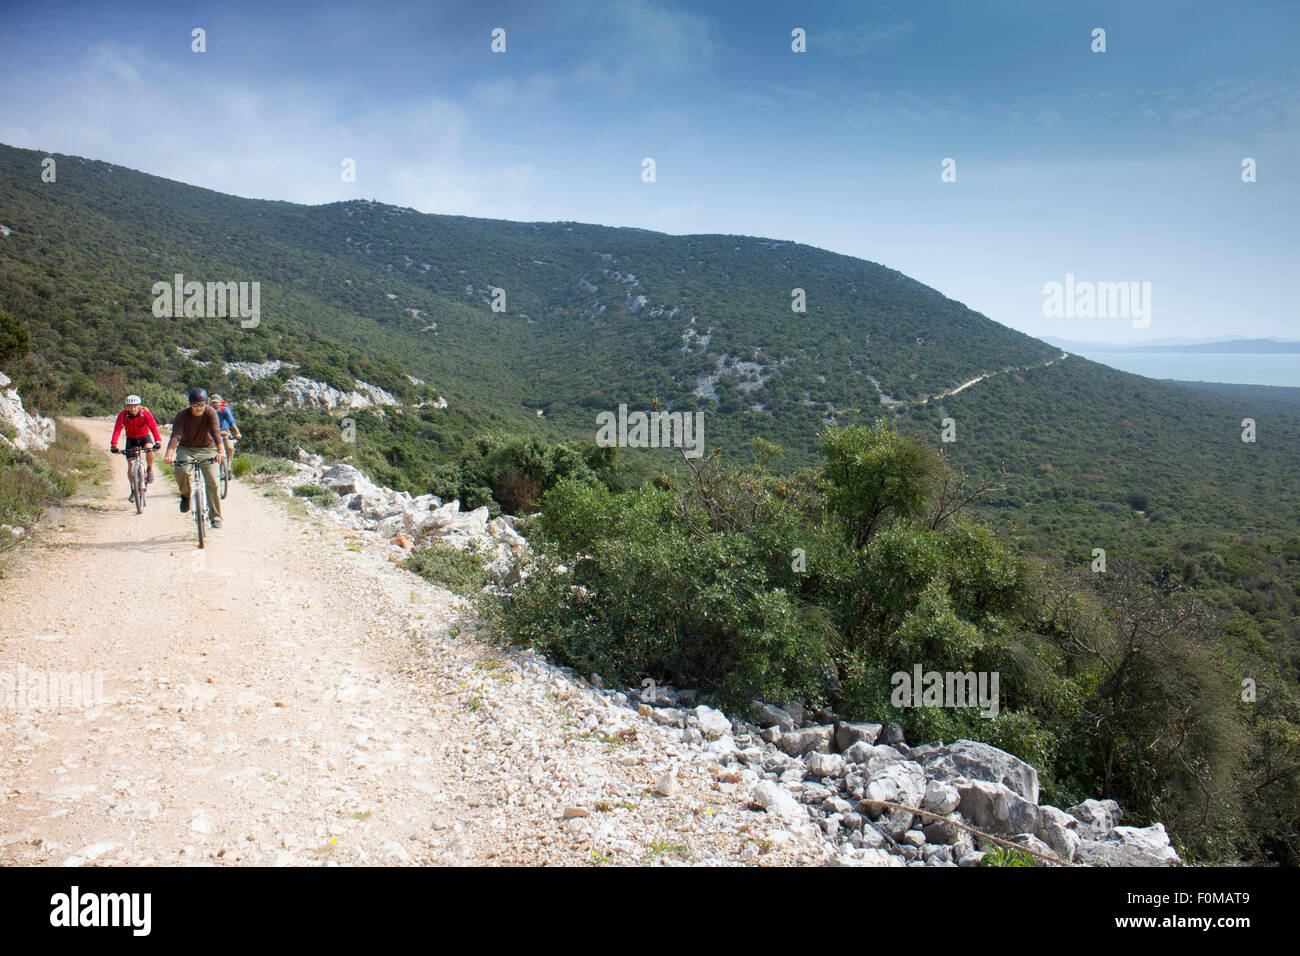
[1076,352,1300,387]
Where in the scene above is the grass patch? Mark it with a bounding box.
[473,658,513,683]
[401,542,489,596]
[642,839,692,863]
[291,483,335,503]
[237,452,291,477]
[0,419,102,549]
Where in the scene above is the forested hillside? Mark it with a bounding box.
[0,142,1056,435]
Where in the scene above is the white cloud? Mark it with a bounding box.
[820,22,915,56]
[0,40,552,220]
[470,73,562,109]
[839,89,969,128]
[562,0,718,94]
[84,40,142,83]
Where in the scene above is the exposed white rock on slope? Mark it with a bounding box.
[0,371,55,452]
[178,350,402,411]
[224,360,290,381]
[280,377,399,410]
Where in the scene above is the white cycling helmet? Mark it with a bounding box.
[125,394,141,405]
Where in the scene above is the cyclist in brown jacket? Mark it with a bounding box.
[163,387,225,528]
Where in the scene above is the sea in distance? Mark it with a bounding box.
[1074,351,1300,387]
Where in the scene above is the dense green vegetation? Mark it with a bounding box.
[898,358,1300,866]
[419,430,624,514]
[2,141,1297,863]
[493,423,1280,865]
[0,303,28,365]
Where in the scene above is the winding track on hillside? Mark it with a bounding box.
[0,419,825,867]
[893,352,1071,408]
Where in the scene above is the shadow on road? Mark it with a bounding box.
[51,530,197,552]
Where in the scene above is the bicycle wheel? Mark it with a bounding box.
[132,460,144,514]
[192,466,206,549]
[220,460,229,500]
[195,486,205,546]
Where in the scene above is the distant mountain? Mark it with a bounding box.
[1045,336,1300,354]
[2,141,1298,549]
[0,141,1060,456]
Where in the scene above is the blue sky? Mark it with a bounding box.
[2,0,1297,342]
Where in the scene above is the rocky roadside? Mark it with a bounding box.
[276,451,528,581]
[265,452,1183,868]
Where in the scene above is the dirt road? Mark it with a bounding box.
[0,419,824,866]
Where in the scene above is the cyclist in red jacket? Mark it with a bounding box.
[110,394,162,484]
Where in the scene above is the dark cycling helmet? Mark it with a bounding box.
[188,387,209,404]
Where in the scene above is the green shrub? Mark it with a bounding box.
[822,418,940,548]
[402,542,489,596]
[979,846,1035,867]
[135,381,185,421]
[493,477,831,712]
[291,483,334,502]
[429,431,618,516]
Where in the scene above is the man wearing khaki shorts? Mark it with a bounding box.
[163,386,226,528]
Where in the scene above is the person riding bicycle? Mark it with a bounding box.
[163,387,225,529]
[211,394,242,465]
[110,394,162,483]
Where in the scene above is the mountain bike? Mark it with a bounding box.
[175,459,210,548]
[218,432,236,499]
[112,444,154,515]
